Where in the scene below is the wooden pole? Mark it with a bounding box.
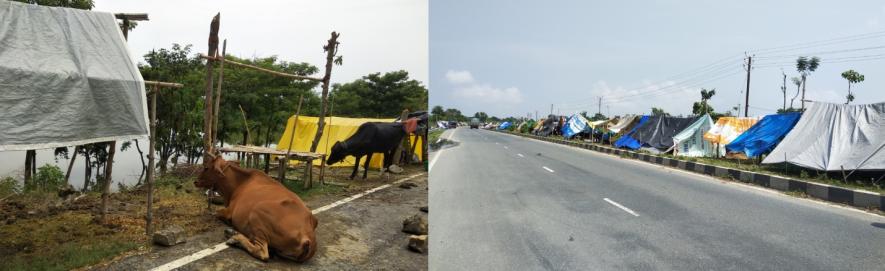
[280,95,304,182]
[213,39,227,145]
[238,105,251,145]
[64,146,79,185]
[198,54,323,82]
[146,85,158,235]
[309,32,340,153]
[202,13,220,164]
[392,109,409,165]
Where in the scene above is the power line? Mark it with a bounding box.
[748,30,885,55]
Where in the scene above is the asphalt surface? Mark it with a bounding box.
[429,128,885,271]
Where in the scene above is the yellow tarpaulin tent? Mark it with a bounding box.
[276,116,424,169]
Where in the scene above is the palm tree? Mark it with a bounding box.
[789,77,801,109]
[796,56,820,109]
[840,70,864,104]
[700,88,716,114]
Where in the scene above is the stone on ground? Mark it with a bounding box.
[402,214,427,235]
[408,235,427,254]
[153,225,187,246]
[388,164,404,174]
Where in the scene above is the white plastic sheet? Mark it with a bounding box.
[763,102,885,171]
[0,1,149,151]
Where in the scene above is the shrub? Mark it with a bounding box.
[0,176,21,196]
[27,164,64,192]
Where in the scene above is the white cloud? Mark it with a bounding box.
[453,84,523,104]
[445,70,474,84]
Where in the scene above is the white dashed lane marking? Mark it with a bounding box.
[604,198,640,217]
[542,166,555,173]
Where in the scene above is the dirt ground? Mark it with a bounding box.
[94,165,428,270]
[0,163,427,271]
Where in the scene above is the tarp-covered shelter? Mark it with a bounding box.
[0,1,149,151]
[613,116,651,149]
[669,115,715,157]
[725,113,801,158]
[763,102,885,171]
[536,115,558,136]
[703,116,760,156]
[498,122,512,130]
[562,114,590,138]
[608,115,638,134]
[277,116,424,169]
[618,116,699,151]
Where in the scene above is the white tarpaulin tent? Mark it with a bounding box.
[763,102,885,171]
[668,115,714,157]
[0,1,149,151]
[608,115,637,134]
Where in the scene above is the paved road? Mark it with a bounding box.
[430,128,885,271]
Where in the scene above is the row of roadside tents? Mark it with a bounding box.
[533,102,884,171]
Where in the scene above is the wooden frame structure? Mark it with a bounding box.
[198,13,339,189]
[144,80,184,235]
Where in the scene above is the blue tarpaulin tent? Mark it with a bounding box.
[561,114,590,138]
[725,113,801,158]
[614,115,650,149]
[498,122,512,130]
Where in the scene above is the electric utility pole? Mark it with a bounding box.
[597,97,602,115]
[743,54,753,117]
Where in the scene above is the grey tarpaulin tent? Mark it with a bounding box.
[763,102,885,171]
[0,1,149,151]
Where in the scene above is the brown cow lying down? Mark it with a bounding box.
[195,154,318,262]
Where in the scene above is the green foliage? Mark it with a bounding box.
[431,105,445,122]
[0,176,21,196]
[27,164,64,192]
[473,112,489,122]
[589,113,607,121]
[841,69,864,104]
[651,107,669,116]
[11,0,94,9]
[330,70,428,118]
[138,44,322,170]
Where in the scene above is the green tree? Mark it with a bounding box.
[840,69,864,104]
[444,108,464,121]
[589,113,607,121]
[11,0,94,9]
[692,88,716,115]
[796,56,820,109]
[651,107,669,116]
[431,105,445,122]
[28,164,64,192]
[330,70,428,118]
[473,112,489,122]
[789,76,802,109]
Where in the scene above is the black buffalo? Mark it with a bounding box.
[326,122,408,179]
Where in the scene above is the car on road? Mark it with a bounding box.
[469,118,480,129]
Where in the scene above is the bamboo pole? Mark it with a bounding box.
[281,95,303,183]
[199,54,323,82]
[238,105,251,145]
[202,13,220,164]
[145,85,158,235]
[212,39,227,145]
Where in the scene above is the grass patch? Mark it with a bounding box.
[2,240,138,271]
[428,129,444,144]
[281,179,344,199]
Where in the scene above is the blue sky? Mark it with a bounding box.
[430,0,885,118]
